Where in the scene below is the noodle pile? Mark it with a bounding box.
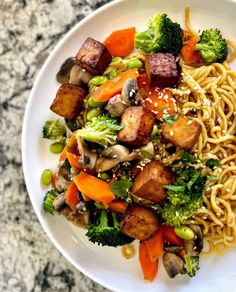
[171,8,236,255]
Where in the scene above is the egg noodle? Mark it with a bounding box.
[172,7,236,255]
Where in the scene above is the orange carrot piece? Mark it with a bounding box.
[66,151,82,170]
[161,226,183,246]
[144,88,176,120]
[103,27,136,57]
[60,145,67,161]
[92,69,139,102]
[66,181,79,211]
[73,171,116,204]
[144,230,163,262]
[109,200,126,214]
[181,30,201,64]
[139,241,158,281]
[52,172,58,189]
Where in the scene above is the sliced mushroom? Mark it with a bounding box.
[105,94,127,117]
[77,136,97,170]
[54,164,71,192]
[121,78,138,104]
[95,157,120,172]
[164,246,183,253]
[56,57,76,84]
[184,225,203,256]
[60,206,89,228]
[53,192,66,211]
[102,144,130,161]
[69,65,93,85]
[163,252,184,278]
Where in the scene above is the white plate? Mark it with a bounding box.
[22,0,236,291]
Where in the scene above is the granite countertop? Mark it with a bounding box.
[0,0,112,291]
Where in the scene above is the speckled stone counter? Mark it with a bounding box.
[0,1,112,291]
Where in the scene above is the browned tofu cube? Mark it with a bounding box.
[50,83,85,120]
[162,115,202,150]
[132,161,174,203]
[145,53,180,88]
[76,37,112,75]
[120,204,160,240]
[118,106,155,148]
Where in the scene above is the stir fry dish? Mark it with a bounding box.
[40,7,236,282]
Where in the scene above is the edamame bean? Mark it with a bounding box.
[41,169,53,186]
[108,69,117,79]
[111,57,123,63]
[174,226,195,240]
[50,142,64,154]
[90,76,108,86]
[87,108,102,120]
[98,172,110,181]
[127,58,143,70]
[151,125,159,137]
[120,175,127,180]
[88,96,106,108]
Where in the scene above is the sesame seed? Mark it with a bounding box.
[170,130,174,136]
[187,120,193,125]
[226,188,231,192]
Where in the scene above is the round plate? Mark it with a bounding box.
[22,0,236,291]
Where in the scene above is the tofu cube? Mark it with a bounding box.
[120,204,160,240]
[132,161,174,203]
[145,53,180,88]
[162,115,202,150]
[50,83,85,120]
[118,106,155,148]
[76,37,112,75]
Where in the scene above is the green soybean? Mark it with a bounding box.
[87,96,106,108]
[41,169,53,186]
[112,57,123,63]
[87,108,102,121]
[50,142,64,154]
[108,69,117,79]
[98,172,110,181]
[127,58,143,70]
[174,226,195,240]
[90,76,108,86]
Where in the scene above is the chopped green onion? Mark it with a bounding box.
[206,159,221,168]
[165,185,185,192]
[207,175,218,181]
[187,171,200,190]
[140,149,154,159]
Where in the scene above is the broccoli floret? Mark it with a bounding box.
[43,120,66,143]
[153,167,206,227]
[195,29,228,63]
[183,255,200,277]
[135,13,183,56]
[76,115,123,146]
[43,189,59,214]
[86,209,133,247]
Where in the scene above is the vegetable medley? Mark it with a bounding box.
[41,11,229,282]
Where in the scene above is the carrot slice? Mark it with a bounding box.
[60,145,67,161]
[92,69,139,102]
[181,30,201,64]
[103,27,136,57]
[73,171,116,204]
[109,199,126,214]
[66,181,79,211]
[178,249,186,259]
[52,171,58,189]
[139,241,158,281]
[66,151,82,170]
[161,226,183,246]
[144,88,176,120]
[144,230,163,262]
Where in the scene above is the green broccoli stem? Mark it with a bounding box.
[100,209,109,227]
[111,212,119,228]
